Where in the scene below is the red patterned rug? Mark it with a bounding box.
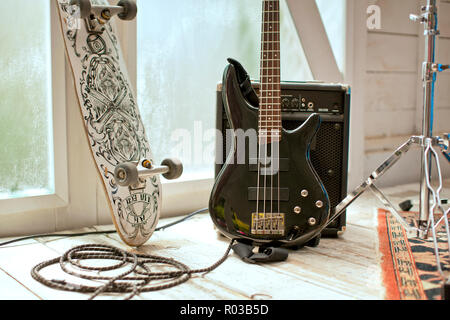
[378,209,449,300]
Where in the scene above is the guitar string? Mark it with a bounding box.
[268,0,280,219]
[273,0,281,220]
[266,0,276,219]
[266,0,271,216]
[270,0,274,217]
[262,2,267,217]
[262,0,268,220]
[276,0,281,219]
[276,0,281,217]
[264,0,270,218]
[255,0,264,222]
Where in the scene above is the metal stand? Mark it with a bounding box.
[411,0,440,236]
[324,0,450,297]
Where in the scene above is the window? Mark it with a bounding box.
[137,0,312,181]
[0,1,67,216]
[0,0,54,200]
[0,0,349,223]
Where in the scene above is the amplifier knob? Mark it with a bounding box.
[282,98,290,109]
[291,98,299,109]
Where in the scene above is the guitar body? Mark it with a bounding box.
[209,64,330,247]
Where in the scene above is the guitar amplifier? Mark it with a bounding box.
[215,81,351,237]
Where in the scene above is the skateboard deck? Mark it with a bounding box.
[55,0,161,246]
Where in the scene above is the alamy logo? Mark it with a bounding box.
[367,5,381,30]
[170,122,281,176]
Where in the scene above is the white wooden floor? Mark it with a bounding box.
[0,180,448,300]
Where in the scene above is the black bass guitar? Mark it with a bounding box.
[209,0,330,248]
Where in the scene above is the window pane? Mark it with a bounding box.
[316,0,347,75]
[0,0,53,199]
[137,0,312,180]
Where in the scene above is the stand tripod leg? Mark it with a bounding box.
[325,137,416,230]
[422,140,450,283]
[369,184,418,237]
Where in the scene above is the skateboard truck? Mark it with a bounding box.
[114,158,183,188]
[69,0,137,33]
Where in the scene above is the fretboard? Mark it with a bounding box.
[259,0,281,144]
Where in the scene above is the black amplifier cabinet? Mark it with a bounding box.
[215,81,351,237]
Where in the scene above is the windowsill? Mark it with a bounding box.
[0,193,68,216]
[0,188,54,201]
[161,177,214,218]
[161,171,214,185]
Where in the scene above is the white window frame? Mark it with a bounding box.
[1,1,68,215]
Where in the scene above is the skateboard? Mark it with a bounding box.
[56,0,182,246]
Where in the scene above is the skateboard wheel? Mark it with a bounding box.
[70,0,92,19]
[117,0,138,21]
[161,158,183,180]
[114,162,139,187]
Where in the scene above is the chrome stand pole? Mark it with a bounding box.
[417,0,438,238]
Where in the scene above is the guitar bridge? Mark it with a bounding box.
[251,213,285,236]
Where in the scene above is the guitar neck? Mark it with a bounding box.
[259,0,281,144]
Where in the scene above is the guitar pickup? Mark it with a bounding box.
[248,158,289,172]
[248,188,289,201]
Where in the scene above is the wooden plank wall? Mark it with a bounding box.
[435,0,450,131]
[364,0,450,186]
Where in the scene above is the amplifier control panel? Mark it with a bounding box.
[279,90,345,115]
[250,82,348,115]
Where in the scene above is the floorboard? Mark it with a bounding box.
[0,180,448,300]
